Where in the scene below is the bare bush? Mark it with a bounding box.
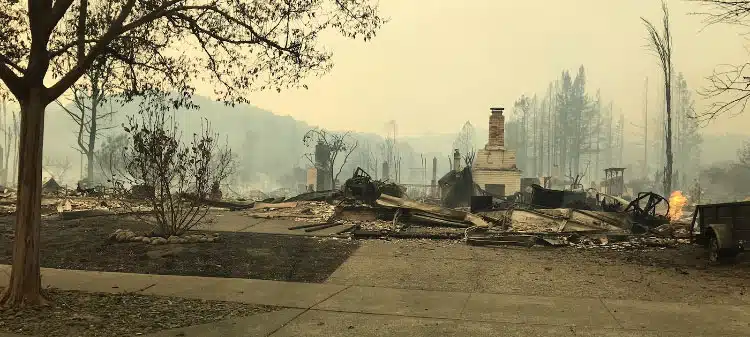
[109,108,234,237]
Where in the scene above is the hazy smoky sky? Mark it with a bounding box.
[195,0,750,138]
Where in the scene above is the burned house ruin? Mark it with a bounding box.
[471,107,521,197]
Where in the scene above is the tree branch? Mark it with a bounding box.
[0,54,26,74]
[0,62,23,98]
[50,0,76,30]
[334,139,358,183]
[48,0,137,100]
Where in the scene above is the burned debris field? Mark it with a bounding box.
[6,0,750,335]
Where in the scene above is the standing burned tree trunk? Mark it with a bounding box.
[642,1,674,194]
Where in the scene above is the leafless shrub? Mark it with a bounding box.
[108,107,234,237]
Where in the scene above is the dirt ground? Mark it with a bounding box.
[0,287,277,337]
[0,215,360,283]
[332,238,750,305]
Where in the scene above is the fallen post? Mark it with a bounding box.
[304,222,343,232]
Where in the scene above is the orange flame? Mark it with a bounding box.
[667,191,688,221]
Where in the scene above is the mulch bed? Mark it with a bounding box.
[0,215,359,283]
[0,287,277,337]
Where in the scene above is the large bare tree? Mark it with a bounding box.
[56,56,118,184]
[0,0,385,306]
[642,1,674,194]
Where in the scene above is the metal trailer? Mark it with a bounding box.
[691,201,750,263]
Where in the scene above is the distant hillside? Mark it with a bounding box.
[39,95,748,190]
[44,96,320,190]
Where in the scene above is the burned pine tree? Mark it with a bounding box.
[506,67,617,190]
[672,73,702,188]
[512,95,531,172]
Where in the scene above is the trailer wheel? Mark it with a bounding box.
[708,233,738,264]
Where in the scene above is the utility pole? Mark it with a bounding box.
[595,109,600,182]
[608,102,614,168]
[644,77,649,179]
[619,112,625,167]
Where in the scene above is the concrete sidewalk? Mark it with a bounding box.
[0,265,747,336]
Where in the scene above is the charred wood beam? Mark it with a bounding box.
[304,222,343,232]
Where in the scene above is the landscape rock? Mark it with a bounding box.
[110,229,138,242]
[109,229,220,245]
[150,237,167,245]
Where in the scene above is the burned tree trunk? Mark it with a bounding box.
[664,83,673,194]
[86,94,98,183]
[0,87,48,306]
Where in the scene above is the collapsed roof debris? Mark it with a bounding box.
[216,165,684,251]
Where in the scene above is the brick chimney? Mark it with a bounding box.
[487,107,505,149]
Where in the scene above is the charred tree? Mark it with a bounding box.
[642,1,674,194]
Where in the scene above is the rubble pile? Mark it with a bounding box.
[242,201,336,223]
[651,219,693,238]
[240,167,694,252]
[567,234,691,250]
